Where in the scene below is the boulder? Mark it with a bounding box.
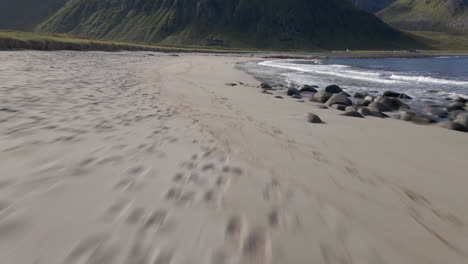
[323,85,343,94]
[400,110,436,125]
[292,94,302,99]
[338,91,351,97]
[307,113,323,123]
[357,107,372,116]
[259,83,273,90]
[369,102,391,112]
[364,95,375,102]
[326,93,353,107]
[300,85,318,93]
[399,94,413,100]
[383,91,412,100]
[345,106,357,112]
[353,92,368,99]
[455,97,468,104]
[313,91,332,103]
[449,110,466,119]
[355,99,371,107]
[447,102,465,112]
[341,111,364,118]
[370,111,389,118]
[454,112,468,128]
[439,122,468,132]
[383,91,400,97]
[377,97,409,111]
[332,104,347,111]
[287,88,300,96]
[423,107,448,118]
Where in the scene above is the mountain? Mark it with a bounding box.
[347,0,396,12]
[36,0,421,50]
[0,0,69,30]
[378,0,468,34]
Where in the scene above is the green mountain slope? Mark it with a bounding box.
[378,0,468,34]
[347,0,396,12]
[36,0,422,50]
[0,0,69,30]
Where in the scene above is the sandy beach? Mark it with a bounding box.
[1,51,467,264]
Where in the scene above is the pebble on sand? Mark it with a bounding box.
[307,113,323,123]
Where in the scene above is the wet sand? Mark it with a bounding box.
[1,51,467,264]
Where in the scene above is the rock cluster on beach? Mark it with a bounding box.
[257,82,468,133]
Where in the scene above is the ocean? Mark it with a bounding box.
[239,56,468,107]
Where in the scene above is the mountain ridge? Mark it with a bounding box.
[36,0,421,50]
[378,0,468,34]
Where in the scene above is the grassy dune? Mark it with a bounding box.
[0,31,244,53]
[408,31,468,51]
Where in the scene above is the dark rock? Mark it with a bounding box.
[439,122,468,132]
[292,94,302,99]
[316,105,328,109]
[262,89,273,95]
[399,94,412,100]
[423,107,448,118]
[274,95,284,99]
[323,85,343,94]
[400,110,436,124]
[357,107,372,116]
[313,91,332,103]
[383,91,412,100]
[355,99,371,107]
[259,83,273,90]
[307,113,323,123]
[455,97,468,104]
[370,111,389,118]
[341,111,364,118]
[225,83,238,86]
[332,104,347,111]
[300,85,318,93]
[377,97,409,111]
[338,91,351,97]
[446,102,465,112]
[383,91,400,97]
[369,102,391,112]
[454,112,468,128]
[326,93,352,107]
[353,92,368,99]
[287,88,300,96]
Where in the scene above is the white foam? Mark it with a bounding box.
[259,60,400,84]
[389,74,468,86]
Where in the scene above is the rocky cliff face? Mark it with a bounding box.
[36,0,421,50]
[378,0,468,34]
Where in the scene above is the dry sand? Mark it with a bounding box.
[0,51,467,264]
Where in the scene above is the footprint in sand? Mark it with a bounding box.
[243,228,271,264]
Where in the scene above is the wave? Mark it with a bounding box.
[259,60,468,87]
[259,60,400,84]
[389,74,468,86]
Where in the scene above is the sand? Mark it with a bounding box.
[0,51,467,264]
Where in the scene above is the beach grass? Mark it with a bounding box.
[0,30,253,53]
